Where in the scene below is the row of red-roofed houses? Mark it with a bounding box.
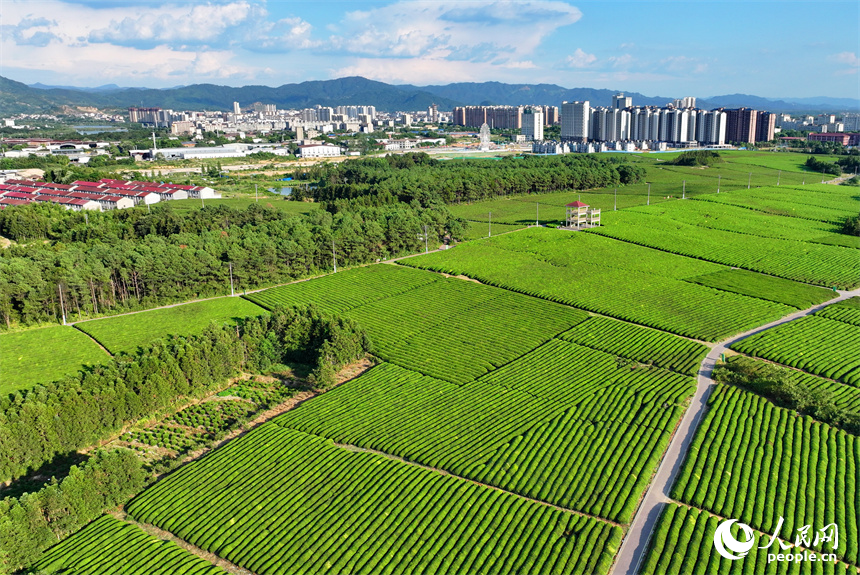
[0,178,220,211]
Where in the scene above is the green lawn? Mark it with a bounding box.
[76,297,267,355]
[0,326,110,394]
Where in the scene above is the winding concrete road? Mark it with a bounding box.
[612,286,860,575]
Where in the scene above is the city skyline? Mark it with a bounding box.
[0,0,858,100]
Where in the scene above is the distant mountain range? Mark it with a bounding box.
[1,75,857,116]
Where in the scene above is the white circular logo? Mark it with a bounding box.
[714,519,756,560]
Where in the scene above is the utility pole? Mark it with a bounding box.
[717,174,720,194]
[614,188,617,211]
[228,262,235,296]
[423,224,429,254]
[682,180,686,199]
[332,239,337,272]
[748,172,752,189]
[58,283,66,325]
[489,212,492,237]
[255,184,258,203]
[777,170,781,186]
[647,182,651,205]
[536,202,539,226]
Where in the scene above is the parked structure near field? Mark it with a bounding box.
[564,201,600,229]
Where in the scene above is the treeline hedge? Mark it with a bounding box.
[0,305,369,483]
[664,150,721,167]
[715,355,860,434]
[292,152,646,205]
[0,449,144,574]
[0,201,458,329]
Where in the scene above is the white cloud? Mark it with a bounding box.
[832,51,860,66]
[566,48,596,68]
[660,55,707,74]
[830,51,859,75]
[88,2,258,48]
[326,1,581,62]
[609,53,633,68]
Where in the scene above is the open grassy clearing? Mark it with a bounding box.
[671,384,860,567]
[76,297,267,355]
[463,219,527,240]
[127,424,623,575]
[717,150,846,173]
[278,339,694,523]
[695,186,860,224]
[627,196,853,246]
[0,325,110,394]
[448,152,822,227]
[403,228,793,341]
[592,210,859,289]
[31,514,228,575]
[250,265,588,384]
[686,269,835,309]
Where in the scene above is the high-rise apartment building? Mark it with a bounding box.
[522,110,544,141]
[672,97,696,109]
[756,112,776,142]
[724,108,758,144]
[612,93,632,109]
[561,101,590,141]
[233,102,241,115]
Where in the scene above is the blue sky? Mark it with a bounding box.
[1,0,858,99]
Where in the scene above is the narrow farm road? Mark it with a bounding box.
[612,286,860,575]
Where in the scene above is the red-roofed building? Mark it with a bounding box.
[807,132,860,146]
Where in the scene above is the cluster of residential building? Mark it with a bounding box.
[451,105,559,130]
[0,178,219,211]
[776,112,860,133]
[129,102,446,140]
[558,95,775,149]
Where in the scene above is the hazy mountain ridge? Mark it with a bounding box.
[1,75,857,116]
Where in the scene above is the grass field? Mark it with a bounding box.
[671,384,859,566]
[448,151,827,228]
[278,342,694,523]
[685,269,836,308]
[76,297,267,355]
[32,515,228,575]
[403,228,794,341]
[592,210,859,288]
[128,423,624,575]
[250,265,588,384]
[0,326,110,394]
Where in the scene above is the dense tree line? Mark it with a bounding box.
[664,150,722,167]
[0,449,144,573]
[715,356,860,434]
[805,155,843,175]
[292,152,646,205]
[0,201,457,329]
[841,211,860,236]
[0,305,370,483]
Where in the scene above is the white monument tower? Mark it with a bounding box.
[479,123,491,152]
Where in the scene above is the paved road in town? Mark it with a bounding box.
[611,286,860,575]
